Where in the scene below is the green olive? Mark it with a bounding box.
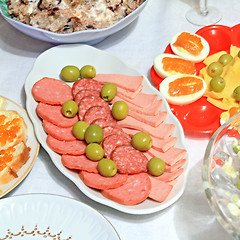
[101,83,117,101]
[62,100,78,118]
[84,124,103,144]
[85,143,104,161]
[218,54,233,67]
[60,65,80,82]
[148,158,166,176]
[112,101,129,120]
[238,50,240,58]
[72,121,89,140]
[210,76,225,92]
[80,65,96,79]
[97,158,117,177]
[207,62,223,77]
[132,132,152,151]
[233,86,240,102]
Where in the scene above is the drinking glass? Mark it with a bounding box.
[186,0,222,26]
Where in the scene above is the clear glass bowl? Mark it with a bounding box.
[203,111,240,239]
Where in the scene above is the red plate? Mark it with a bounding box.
[150,24,240,138]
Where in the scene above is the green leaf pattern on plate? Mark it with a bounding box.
[0,0,9,17]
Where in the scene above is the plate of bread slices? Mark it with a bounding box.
[0,96,39,197]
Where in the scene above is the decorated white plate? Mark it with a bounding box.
[0,194,120,239]
[0,96,39,197]
[24,44,189,214]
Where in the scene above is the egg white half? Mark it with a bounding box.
[153,53,196,79]
[159,74,207,105]
[170,32,210,63]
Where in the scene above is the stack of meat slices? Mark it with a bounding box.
[32,74,187,206]
[0,100,30,185]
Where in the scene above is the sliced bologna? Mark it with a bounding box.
[78,95,109,121]
[32,77,73,105]
[37,102,78,128]
[102,134,131,159]
[101,173,151,205]
[117,85,143,99]
[92,118,118,128]
[94,74,143,92]
[83,106,114,125]
[103,126,131,140]
[47,135,86,155]
[74,89,100,105]
[165,158,187,173]
[43,120,76,141]
[118,115,175,139]
[112,145,148,174]
[62,154,98,173]
[148,176,173,202]
[79,171,128,190]
[153,168,184,182]
[72,78,103,97]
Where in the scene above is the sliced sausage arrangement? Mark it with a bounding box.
[32,74,187,206]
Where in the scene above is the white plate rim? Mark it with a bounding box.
[0,96,40,198]
[24,44,190,215]
[0,193,121,239]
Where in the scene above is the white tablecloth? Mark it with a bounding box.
[0,0,239,239]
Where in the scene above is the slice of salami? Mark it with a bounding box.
[78,95,110,121]
[43,120,76,141]
[101,173,151,205]
[72,78,103,97]
[92,118,118,128]
[79,171,128,190]
[47,135,86,155]
[32,77,73,105]
[62,154,98,173]
[112,145,148,174]
[83,106,114,125]
[37,102,78,127]
[102,134,131,159]
[74,89,100,105]
[103,126,131,140]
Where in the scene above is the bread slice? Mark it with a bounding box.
[0,110,27,151]
[0,141,30,185]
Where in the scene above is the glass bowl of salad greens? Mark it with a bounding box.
[203,111,240,239]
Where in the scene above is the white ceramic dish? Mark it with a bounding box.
[0,194,120,239]
[0,0,148,45]
[24,44,189,214]
[0,96,39,197]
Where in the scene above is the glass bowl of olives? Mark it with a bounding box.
[0,0,148,44]
[203,111,240,239]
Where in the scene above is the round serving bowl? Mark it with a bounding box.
[0,0,148,44]
[203,111,240,239]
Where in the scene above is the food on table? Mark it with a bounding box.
[132,132,152,151]
[220,107,240,125]
[61,100,78,117]
[207,61,223,77]
[148,157,166,176]
[0,106,30,185]
[218,54,233,67]
[32,73,187,205]
[60,65,80,82]
[170,31,210,63]
[72,121,89,140]
[233,86,240,101]
[111,101,129,120]
[101,83,117,102]
[153,53,196,79]
[159,74,206,105]
[84,124,103,144]
[97,158,117,177]
[200,45,240,110]
[7,0,144,33]
[80,65,96,79]
[209,76,225,92]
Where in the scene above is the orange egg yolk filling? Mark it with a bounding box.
[173,32,203,56]
[0,147,16,171]
[0,116,21,147]
[169,76,203,96]
[162,57,195,75]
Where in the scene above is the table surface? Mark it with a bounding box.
[0,0,239,239]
